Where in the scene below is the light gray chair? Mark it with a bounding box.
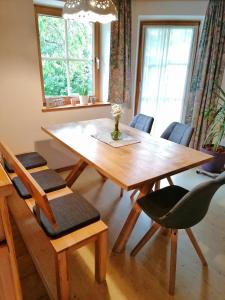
[129,114,154,133]
[131,172,225,295]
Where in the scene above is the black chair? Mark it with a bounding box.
[131,172,225,295]
[129,114,154,134]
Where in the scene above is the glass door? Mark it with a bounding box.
[137,22,199,136]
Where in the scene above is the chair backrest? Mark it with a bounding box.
[161,122,194,146]
[129,114,154,134]
[160,172,225,229]
[0,142,57,228]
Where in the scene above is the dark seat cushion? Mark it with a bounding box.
[12,169,66,199]
[138,185,189,223]
[4,152,47,173]
[34,192,100,238]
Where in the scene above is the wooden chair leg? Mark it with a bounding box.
[167,176,173,186]
[55,251,70,300]
[169,229,178,295]
[130,189,138,201]
[154,181,161,191]
[131,223,160,256]
[95,230,108,283]
[185,228,207,266]
[120,188,123,198]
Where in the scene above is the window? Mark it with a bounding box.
[135,21,199,136]
[35,6,100,104]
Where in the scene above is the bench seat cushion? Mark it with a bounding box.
[12,169,66,199]
[34,192,100,238]
[4,152,47,173]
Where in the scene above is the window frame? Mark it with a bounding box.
[34,5,100,106]
[135,20,200,117]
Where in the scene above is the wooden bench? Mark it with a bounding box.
[0,142,108,300]
[0,163,22,300]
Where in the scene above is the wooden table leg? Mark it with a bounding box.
[96,170,107,182]
[65,160,88,187]
[113,182,154,253]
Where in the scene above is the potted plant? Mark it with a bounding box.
[201,84,225,173]
[79,66,89,105]
[79,85,89,105]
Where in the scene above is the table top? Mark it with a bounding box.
[42,118,212,190]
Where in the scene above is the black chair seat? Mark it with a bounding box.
[4,152,47,173]
[12,169,66,199]
[138,185,189,223]
[34,192,100,238]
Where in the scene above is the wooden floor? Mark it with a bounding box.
[4,167,225,299]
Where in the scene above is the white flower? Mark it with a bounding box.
[111,104,123,118]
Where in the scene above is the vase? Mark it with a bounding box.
[111,117,121,140]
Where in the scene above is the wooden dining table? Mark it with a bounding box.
[42,118,212,253]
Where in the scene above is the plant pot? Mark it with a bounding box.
[200,146,225,173]
[79,95,89,105]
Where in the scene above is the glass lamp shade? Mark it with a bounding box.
[63,0,118,23]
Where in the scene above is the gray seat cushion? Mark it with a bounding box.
[4,152,47,173]
[34,192,100,238]
[12,169,66,199]
[138,185,189,223]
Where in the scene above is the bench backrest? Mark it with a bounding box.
[0,142,57,228]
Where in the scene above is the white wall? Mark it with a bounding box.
[0,0,111,167]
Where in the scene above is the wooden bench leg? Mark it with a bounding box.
[55,251,70,300]
[95,230,108,283]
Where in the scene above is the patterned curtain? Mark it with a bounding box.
[185,0,225,149]
[108,0,132,104]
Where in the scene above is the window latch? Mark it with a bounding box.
[95,57,100,70]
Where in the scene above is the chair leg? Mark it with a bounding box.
[55,251,70,300]
[154,181,161,191]
[120,188,123,198]
[130,189,138,201]
[169,229,178,295]
[95,230,108,283]
[131,223,160,256]
[167,176,173,186]
[185,228,207,266]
